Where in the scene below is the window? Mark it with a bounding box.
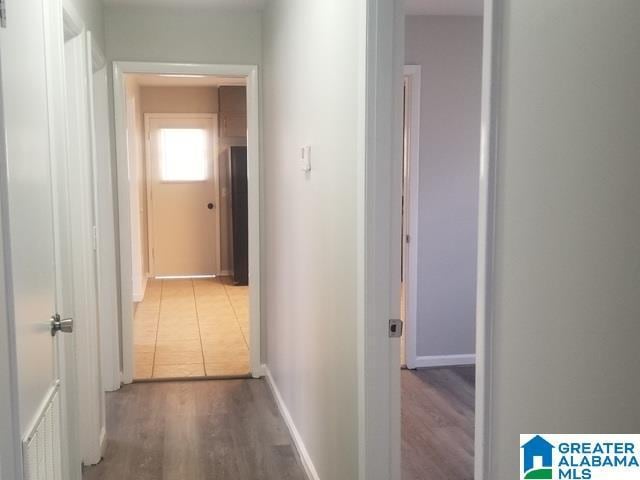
[160,128,208,181]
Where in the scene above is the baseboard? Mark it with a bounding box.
[411,354,476,369]
[99,426,107,457]
[218,270,233,276]
[132,277,148,303]
[263,365,320,480]
[252,363,266,378]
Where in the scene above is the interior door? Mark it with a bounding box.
[0,0,70,478]
[147,115,220,277]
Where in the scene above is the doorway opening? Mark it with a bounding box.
[112,65,261,383]
[400,13,484,480]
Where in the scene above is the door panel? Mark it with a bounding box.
[0,0,86,477]
[0,0,59,440]
[147,116,220,276]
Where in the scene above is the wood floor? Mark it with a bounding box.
[82,379,307,480]
[134,277,250,379]
[402,366,475,480]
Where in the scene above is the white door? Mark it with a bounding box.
[0,0,71,478]
[147,115,220,277]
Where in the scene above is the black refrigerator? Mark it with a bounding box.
[230,146,249,285]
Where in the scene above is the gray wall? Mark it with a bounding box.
[67,0,105,50]
[405,16,482,359]
[485,1,640,478]
[262,0,362,478]
[104,6,261,64]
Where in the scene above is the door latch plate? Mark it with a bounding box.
[389,318,403,338]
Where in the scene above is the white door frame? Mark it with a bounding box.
[474,0,499,478]
[401,65,421,370]
[0,52,22,480]
[113,61,262,383]
[89,38,121,394]
[359,0,404,479]
[62,3,106,466]
[0,201,21,480]
[369,1,496,479]
[144,113,221,277]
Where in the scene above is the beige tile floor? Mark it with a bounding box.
[134,277,250,380]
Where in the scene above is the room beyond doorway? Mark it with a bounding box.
[111,62,262,385]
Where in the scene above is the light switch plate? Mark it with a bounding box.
[301,145,311,172]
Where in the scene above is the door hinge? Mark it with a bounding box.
[0,0,7,28]
[389,319,403,338]
[405,234,410,244]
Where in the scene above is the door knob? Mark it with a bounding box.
[51,314,73,336]
[207,203,215,210]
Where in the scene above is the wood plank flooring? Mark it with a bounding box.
[82,379,307,480]
[84,366,473,479]
[402,366,475,480]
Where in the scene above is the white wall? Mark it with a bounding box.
[484,1,640,478]
[65,0,105,50]
[105,6,261,64]
[262,0,362,478]
[405,16,482,360]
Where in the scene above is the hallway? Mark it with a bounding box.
[82,379,307,479]
[134,278,250,379]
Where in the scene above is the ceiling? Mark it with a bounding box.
[105,0,480,15]
[103,0,265,8]
[405,0,483,16]
[129,74,247,87]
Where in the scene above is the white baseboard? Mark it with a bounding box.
[132,277,148,302]
[99,426,107,457]
[252,363,266,378]
[411,354,476,369]
[263,365,319,480]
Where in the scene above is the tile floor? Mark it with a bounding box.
[134,277,250,379]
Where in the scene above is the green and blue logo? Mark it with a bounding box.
[521,434,640,479]
[521,435,555,479]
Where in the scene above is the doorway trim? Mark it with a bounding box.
[62,6,106,466]
[359,0,405,478]
[474,0,500,478]
[367,0,496,478]
[0,51,22,480]
[113,61,262,383]
[401,65,421,370]
[144,113,221,277]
